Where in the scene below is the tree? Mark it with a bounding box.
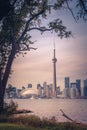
[0,0,87,113]
[0,0,72,113]
[0,0,87,21]
[6,84,15,98]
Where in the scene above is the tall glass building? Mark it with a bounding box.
[76,79,81,96]
[65,77,70,88]
[84,79,87,96]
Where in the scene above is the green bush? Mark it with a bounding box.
[0,114,87,130]
[3,100,18,116]
[8,115,42,127]
[0,100,18,122]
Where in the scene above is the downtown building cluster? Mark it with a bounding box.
[37,82,60,98]
[5,84,33,98]
[5,82,61,99]
[63,77,87,98]
[5,77,87,99]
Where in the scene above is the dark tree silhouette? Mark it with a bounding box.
[0,0,12,20]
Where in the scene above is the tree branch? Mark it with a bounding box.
[16,2,46,45]
[80,0,87,13]
[60,109,75,122]
[28,27,52,32]
[11,0,18,6]
[66,0,77,23]
[19,47,37,52]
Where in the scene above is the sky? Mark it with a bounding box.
[8,5,87,90]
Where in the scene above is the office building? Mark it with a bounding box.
[76,79,81,96]
[84,79,87,97]
[65,77,70,88]
[70,87,77,98]
[70,82,79,98]
[28,84,32,88]
[37,84,42,97]
[63,88,70,98]
[43,82,47,97]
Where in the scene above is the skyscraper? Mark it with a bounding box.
[52,44,57,97]
[76,79,81,96]
[84,79,87,97]
[65,77,70,88]
[28,84,32,88]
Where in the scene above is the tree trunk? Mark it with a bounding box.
[0,68,4,113]
[0,49,15,113]
[0,90,4,113]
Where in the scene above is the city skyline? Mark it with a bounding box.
[7,8,87,90]
[6,77,87,99]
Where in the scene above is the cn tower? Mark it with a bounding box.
[52,43,57,97]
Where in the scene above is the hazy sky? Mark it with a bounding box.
[8,7,87,90]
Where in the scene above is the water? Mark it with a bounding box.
[6,99,87,124]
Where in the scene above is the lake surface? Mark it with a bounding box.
[6,99,87,124]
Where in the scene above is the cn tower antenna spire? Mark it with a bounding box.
[53,32,55,50]
[53,40,56,58]
[54,40,55,50]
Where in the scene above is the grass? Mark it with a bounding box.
[0,123,46,130]
[0,123,28,130]
[0,122,87,130]
[0,115,87,130]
